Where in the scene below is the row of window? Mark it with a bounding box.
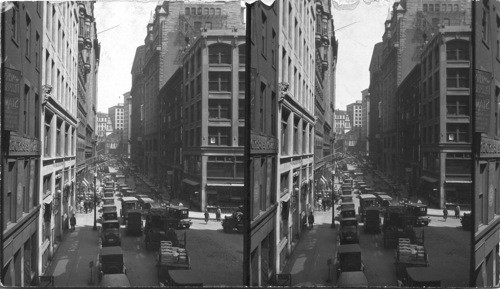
[184,6,222,16]
[422,3,460,12]
[281,110,314,156]
[44,110,76,158]
[3,158,40,230]
[181,126,246,147]
[422,123,470,144]
[251,156,277,217]
[11,3,42,70]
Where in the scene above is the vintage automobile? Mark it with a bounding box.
[364,207,381,233]
[102,197,115,206]
[334,244,364,278]
[358,194,378,222]
[339,218,359,244]
[461,213,472,230]
[340,202,355,211]
[404,203,431,226]
[341,195,353,204]
[337,271,368,287]
[339,207,356,221]
[97,246,126,282]
[101,220,121,247]
[102,205,118,221]
[165,206,192,229]
[101,274,131,287]
[120,196,139,223]
[403,267,441,287]
[222,211,244,233]
[125,210,143,235]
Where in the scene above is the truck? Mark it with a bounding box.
[125,209,143,235]
[333,244,364,278]
[382,206,423,249]
[395,237,429,286]
[364,207,381,233]
[222,211,244,233]
[144,207,189,250]
[358,194,378,222]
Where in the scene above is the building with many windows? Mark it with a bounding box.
[108,103,124,132]
[368,42,383,167]
[39,0,91,277]
[96,112,108,141]
[2,2,43,285]
[418,26,471,208]
[247,0,278,286]
[473,0,500,286]
[130,45,145,169]
[346,100,362,128]
[123,92,132,157]
[133,0,245,184]
[179,28,246,211]
[361,89,370,155]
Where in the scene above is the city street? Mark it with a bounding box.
[45,170,243,287]
[283,163,470,287]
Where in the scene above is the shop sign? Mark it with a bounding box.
[8,135,41,156]
[250,133,278,153]
[480,136,500,158]
[475,69,492,133]
[4,67,22,131]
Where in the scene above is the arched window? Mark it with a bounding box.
[185,8,190,15]
[204,8,209,15]
[191,8,196,15]
[423,4,427,11]
[197,7,202,15]
[216,8,221,16]
[208,43,232,64]
[210,8,215,15]
[446,40,469,61]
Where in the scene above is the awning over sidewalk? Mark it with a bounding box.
[445,178,472,184]
[206,183,244,187]
[420,176,438,183]
[82,178,90,187]
[182,178,200,186]
[43,195,53,204]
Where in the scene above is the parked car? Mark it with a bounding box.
[97,246,126,282]
[101,220,121,247]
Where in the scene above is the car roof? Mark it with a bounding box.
[101,246,122,256]
[406,267,441,282]
[359,194,377,199]
[406,203,427,207]
[341,217,358,222]
[365,207,380,211]
[121,197,138,202]
[337,244,361,253]
[140,198,155,203]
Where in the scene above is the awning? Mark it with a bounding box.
[182,179,200,186]
[43,195,53,204]
[281,193,291,202]
[445,178,472,184]
[206,183,244,187]
[82,178,90,187]
[321,176,327,183]
[320,179,326,185]
[420,176,438,183]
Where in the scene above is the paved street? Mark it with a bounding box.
[282,163,470,287]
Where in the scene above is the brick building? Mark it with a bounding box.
[368,42,383,167]
[134,0,245,184]
[361,89,370,155]
[473,0,500,286]
[247,0,279,286]
[2,2,43,285]
[130,45,145,169]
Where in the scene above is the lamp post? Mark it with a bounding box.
[93,171,98,231]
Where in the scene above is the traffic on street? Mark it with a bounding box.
[283,153,470,287]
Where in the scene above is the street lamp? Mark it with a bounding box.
[93,171,98,231]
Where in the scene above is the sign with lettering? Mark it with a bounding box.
[475,69,491,133]
[480,136,500,158]
[250,133,278,153]
[4,68,21,131]
[8,135,41,156]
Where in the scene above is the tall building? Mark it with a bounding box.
[108,103,124,132]
[137,0,245,183]
[2,2,43,285]
[473,0,500,286]
[247,0,279,286]
[123,92,132,158]
[396,65,421,198]
[39,0,99,277]
[130,45,145,168]
[418,26,472,208]
[314,0,337,202]
[276,0,318,275]
[346,100,362,128]
[158,68,184,202]
[376,0,470,179]
[96,112,108,142]
[361,89,370,156]
[179,27,246,211]
[368,42,383,167]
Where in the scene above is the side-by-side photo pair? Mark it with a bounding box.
[0,0,498,287]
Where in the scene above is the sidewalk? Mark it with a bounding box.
[282,210,336,286]
[45,213,100,287]
[169,198,232,220]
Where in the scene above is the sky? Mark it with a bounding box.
[331,0,395,110]
[95,0,158,112]
[94,0,394,112]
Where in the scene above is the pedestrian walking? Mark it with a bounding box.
[216,206,222,222]
[70,214,76,231]
[443,207,448,221]
[322,198,327,211]
[308,212,315,230]
[455,204,461,219]
[204,209,210,224]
